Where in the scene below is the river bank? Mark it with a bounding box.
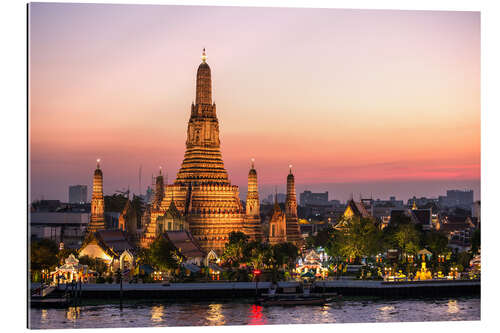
[31,279,480,306]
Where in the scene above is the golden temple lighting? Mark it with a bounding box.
[201,48,207,62]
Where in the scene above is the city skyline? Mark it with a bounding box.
[29,4,480,202]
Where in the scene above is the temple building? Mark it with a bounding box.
[141,50,247,253]
[87,159,105,234]
[79,230,136,273]
[244,159,263,241]
[141,169,187,247]
[285,166,302,243]
[268,194,287,244]
[118,199,137,241]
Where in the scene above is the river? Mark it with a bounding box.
[29,296,480,329]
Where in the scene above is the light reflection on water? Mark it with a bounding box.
[151,305,164,323]
[206,304,226,326]
[30,297,480,329]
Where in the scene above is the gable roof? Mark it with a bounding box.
[345,199,371,218]
[81,230,135,259]
[164,231,206,259]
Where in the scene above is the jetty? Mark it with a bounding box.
[30,279,480,306]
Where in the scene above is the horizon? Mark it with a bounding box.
[29,4,480,203]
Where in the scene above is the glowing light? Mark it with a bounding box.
[201,48,207,62]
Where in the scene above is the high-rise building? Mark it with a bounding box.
[69,185,87,204]
[445,190,474,208]
[299,190,329,207]
[87,159,105,234]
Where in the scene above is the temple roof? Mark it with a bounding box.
[82,230,135,259]
[164,231,206,259]
[345,199,371,218]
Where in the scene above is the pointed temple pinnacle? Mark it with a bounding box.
[251,158,255,169]
[96,158,101,169]
[159,166,162,175]
[201,48,207,63]
[289,164,293,174]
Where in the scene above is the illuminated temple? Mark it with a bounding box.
[87,159,105,234]
[135,49,303,253]
[141,50,247,253]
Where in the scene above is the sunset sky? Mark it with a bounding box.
[29,3,480,202]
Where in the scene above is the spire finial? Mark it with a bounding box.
[159,166,162,176]
[289,164,293,174]
[201,48,207,63]
[96,158,101,169]
[251,158,255,169]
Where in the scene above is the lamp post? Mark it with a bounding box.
[253,269,261,296]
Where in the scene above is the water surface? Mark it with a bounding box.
[30,297,480,329]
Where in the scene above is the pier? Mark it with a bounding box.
[31,280,480,304]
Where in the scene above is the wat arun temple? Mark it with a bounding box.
[87,50,301,254]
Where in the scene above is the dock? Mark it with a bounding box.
[31,279,479,303]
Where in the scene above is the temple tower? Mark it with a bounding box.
[153,168,164,208]
[245,158,263,241]
[175,48,229,185]
[118,199,137,240]
[88,159,105,233]
[148,50,245,253]
[285,165,301,243]
[269,193,287,244]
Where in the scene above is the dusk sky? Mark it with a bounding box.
[29,3,480,202]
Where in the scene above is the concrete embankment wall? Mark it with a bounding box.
[54,280,480,300]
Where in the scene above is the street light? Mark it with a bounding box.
[253,269,262,296]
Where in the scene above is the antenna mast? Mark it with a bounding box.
[139,165,142,196]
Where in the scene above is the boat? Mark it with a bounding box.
[257,282,335,306]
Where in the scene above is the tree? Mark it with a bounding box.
[104,193,128,212]
[305,225,335,249]
[78,255,108,276]
[57,248,78,265]
[221,231,250,267]
[424,230,449,255]
[247,242,273,270]
[393,223,420,256]
[272,242,299,270]
[334,217,383,260]
[471,228,480,254]
[30,239,59,271]
[149,237,180,271]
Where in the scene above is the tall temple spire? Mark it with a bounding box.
[285,165,301,243]
[412,199,417,210]
[88,159,105,234]
[176,50,229,185]
[246,158,259,216]
[286,166,297,217]
[196,48,212,105]
[245,158,262,241]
